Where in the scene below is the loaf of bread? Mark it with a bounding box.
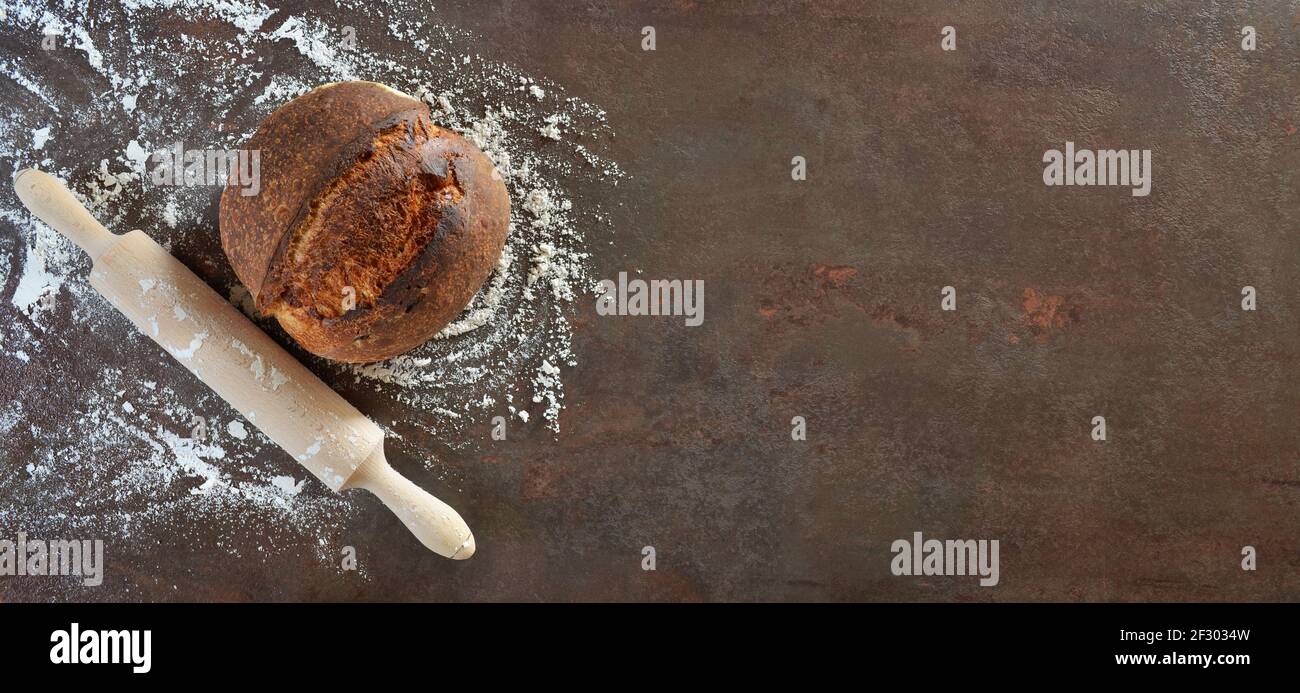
[219,81,509,363]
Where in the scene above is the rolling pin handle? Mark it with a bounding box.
[13,169,118,260]
[348,448,476,560]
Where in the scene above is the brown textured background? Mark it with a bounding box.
[2,1,1299,601]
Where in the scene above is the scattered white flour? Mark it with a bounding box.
[8,214,64,318]
[31,125,50,149]
[161,199,179,228]
[539,113,567,141]
[0,0,622,584]
[85,159,139,209]
[270,474,304,497]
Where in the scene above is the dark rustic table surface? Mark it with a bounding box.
[1,1,1298,601]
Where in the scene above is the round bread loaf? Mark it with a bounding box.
[219,81,509,363]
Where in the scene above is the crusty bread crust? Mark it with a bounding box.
[219,81,509,363]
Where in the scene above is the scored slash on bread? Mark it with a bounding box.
[219,81,510,363]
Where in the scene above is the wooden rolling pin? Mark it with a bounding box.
[14,169,475,559]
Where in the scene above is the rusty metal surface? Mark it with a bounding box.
[2,1,1299,601]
